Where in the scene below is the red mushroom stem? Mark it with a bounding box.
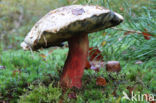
[60,33,89,88]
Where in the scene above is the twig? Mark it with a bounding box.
[111,27,156,37]
[111,27,142,34]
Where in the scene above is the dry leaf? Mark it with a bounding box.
[85,60,91,69]
[48,49,53,54]
[96,77,107,86]
[88,47,103,61]
[142,32,152,36]
[142,32,152,40]
[58,98,63,103]
[124,31,135,35]
[102,32,107,36]
[106,61,121,72]
[39,53,47,58]
[101,41,106,46]
[85,47,104,71]
[144,36,151,40]
[127,86,134,95]
[119,7,124,11]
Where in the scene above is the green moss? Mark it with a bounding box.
[19,83,62,103]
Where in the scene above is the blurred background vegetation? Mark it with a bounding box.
[0,0,155,60]
[0,0,156,102]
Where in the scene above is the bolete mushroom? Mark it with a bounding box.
[21,5,123,88]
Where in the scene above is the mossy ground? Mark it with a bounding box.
[0,48,155,103]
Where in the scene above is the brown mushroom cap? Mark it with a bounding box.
[21,5,123,50]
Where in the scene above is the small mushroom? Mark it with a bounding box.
[106,61,121,72]
[21,5,123,88]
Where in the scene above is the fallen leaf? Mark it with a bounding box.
[142,32,152,36]
[96,77,107,86]
[39,53,47,58]
[142,32,152,40]
[106,61,121,72]
[85,60,91,69]
[101,41,106,46]
[144,36,151,40]
[48,49,53,54]
[85,47,104,71]
[119,7,124,11]
[88,47,103,61]
[58,98,63,103]
[127,86,134,95]
[124,31,135,35]
[102,32,107,36]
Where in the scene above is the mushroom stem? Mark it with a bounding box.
[60,33,89,88]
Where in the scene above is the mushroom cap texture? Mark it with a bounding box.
[21,5,123,50]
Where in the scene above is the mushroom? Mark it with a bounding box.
[21,5,123,88]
